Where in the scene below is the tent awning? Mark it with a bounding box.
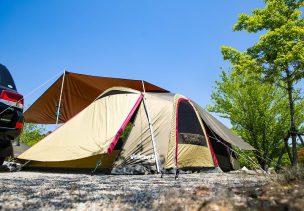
[24,71,168,124]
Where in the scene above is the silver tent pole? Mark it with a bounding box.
[141,80,161,173]
[55,69,66,128]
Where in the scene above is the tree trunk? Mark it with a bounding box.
[255,150,267,170]
[284,135,293,164]
[275,145,285,171]
[286,70,298,166]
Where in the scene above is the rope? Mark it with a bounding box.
[251,149,275,163]
[0,71,62,171]
[91,154,106,175]
[0,71,62,116]
[205,123,267,174]
[220,133,276,166]
[21,160,31,169]
[205,119,275,168]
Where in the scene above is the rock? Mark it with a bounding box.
[0,171,269,210]
[267,167,276,174]
[279,199,289,204]
[204,203,231,211]
[241,166,249,171]
[2,161,22,171]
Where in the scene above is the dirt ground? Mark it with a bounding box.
[0,170,303,210]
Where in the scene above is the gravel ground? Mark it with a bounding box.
[0,170,271,210]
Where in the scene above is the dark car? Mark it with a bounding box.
[0,64,24,165]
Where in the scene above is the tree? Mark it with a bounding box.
[225,0,304,165]
[20,123,47,146]
[208,63,304,169]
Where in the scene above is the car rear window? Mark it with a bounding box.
[0,64,16,91]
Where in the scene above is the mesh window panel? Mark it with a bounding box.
[178,100,207,146]
[204,122,233,171]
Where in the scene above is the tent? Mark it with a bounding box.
[19,86,254,174]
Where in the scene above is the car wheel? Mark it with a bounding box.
[0,157,5,165]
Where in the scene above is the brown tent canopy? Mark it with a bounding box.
[24,71,168,124]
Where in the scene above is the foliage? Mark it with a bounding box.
[20,123,47,146]
[233,0,304,82]
[235,149,259,169]
[121,123,133,142]
[230,0,304,91]
[208,67,304,170]
[281,152,293,166]
[236,146,292,169]
[220,0,304,166]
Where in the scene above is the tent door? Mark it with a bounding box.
[175,99,215,169]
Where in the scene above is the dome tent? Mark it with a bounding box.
[18,86,254,174]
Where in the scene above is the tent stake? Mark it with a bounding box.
[142,80,161,174]
[55,70,66,127]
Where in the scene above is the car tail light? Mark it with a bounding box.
[0,90,24,109]
[15,121,23,129]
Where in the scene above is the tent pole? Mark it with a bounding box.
[141,80,161,174]
[55,69,66,127]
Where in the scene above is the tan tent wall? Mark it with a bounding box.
[113,93,174,169]
[165,95,215,169]
[27,151,120,169]
[167,145,214,168]
[24,71,168,124]
[19,92,142,162]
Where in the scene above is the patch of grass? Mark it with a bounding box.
[277,166,304,184]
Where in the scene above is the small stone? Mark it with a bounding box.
[234,201,247,207]
[279,199,289,204]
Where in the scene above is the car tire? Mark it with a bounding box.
[0,157,5,165]
[0,137,13,164]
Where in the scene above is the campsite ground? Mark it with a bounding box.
[0,170,303,210]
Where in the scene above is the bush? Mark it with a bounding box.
[278,166,304,184]
[298,148,304,165]
[20,123,47,146]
